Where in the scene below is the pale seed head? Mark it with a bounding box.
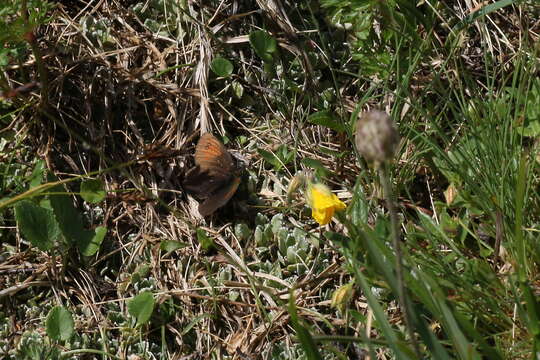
[355,110,399,163]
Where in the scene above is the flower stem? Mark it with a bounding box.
[379,161,421,358]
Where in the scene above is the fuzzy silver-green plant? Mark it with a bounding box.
[253,214,318,275]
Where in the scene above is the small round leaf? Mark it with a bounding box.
[46,306,74,341]
[210,57,233,77]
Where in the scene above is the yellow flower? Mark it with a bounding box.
[307,183,346,225]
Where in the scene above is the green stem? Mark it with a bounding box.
[61,348,121,360]
[379,162,421,358]
[311,334,388,346]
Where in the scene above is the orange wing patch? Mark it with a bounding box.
[195,133,234,177]
[183,133,241,216]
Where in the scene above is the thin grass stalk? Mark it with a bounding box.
[21,0,49,106]
[514,154,540,356]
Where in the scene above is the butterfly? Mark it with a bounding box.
[183,133,242,216]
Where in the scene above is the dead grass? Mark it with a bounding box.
[1,0,539,358]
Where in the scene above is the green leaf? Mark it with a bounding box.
[515,120,540,137]
[29,160,45,188]
[210,57,233,77]
[14,200,60,251]
[301,158,331,177]
[451,0,516,35]
[128,291,155,326]
[80,179,105,203]
[48,178,85,247]
[160,240,189,252]
[521,280,540,337]
[354,268,414,359]
[47,175,105,255]
[46,306,74,341]
[324,231,351,246]
[348,182,369,226]
[318,147,347,158]
[276,145,295,165]
[196,228,215,252]
[308,111,346,133]
[78,226,106,256]
[258,145,294,170]
[258,148,282,170]
[181,313,212,335]
[249,30,277,63]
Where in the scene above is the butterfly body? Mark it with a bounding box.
[183,133,241,216]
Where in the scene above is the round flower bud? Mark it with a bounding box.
[355,110,399,163]
[287,172,306,203]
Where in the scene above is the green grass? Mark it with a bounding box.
[1,0,539,358]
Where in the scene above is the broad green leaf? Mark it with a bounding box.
[46,306,74,341]
[308,111,346,133]
[80,179,105,203]
[515,121,540,137]
[14,200,60,251]
[128,291,155,326]
[249,30,277,63]
[48,175,103,255]
[276,145,295,165]
[47,176,85,246]
[128,264,151,287]
[78,226,106,256]
[210,57,233,77]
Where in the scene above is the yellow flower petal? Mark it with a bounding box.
[312,206,334,225]
[307,183,346,225]
[330,194,347,210]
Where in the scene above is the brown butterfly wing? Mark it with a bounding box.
[198,176,241,216]
[183,133,241,215]
[183,133,235,197]
[183,165,230,197]
[195,133,235,178]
